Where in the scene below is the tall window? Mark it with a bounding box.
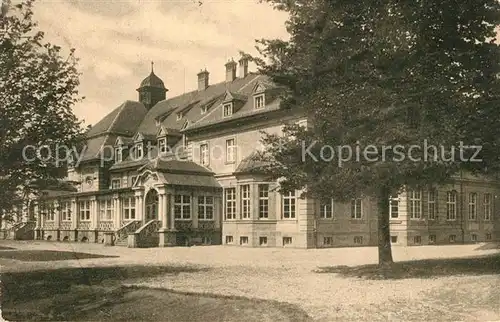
[174,195,191,220]
[61,202,71,221]
[258,184,269,219]
[282,191,296,219]
[134,143,143,160]
[254,94,265,109]
[446,191,457,220]
[226,139,236,163]
[200,143,209,166]
[99,199,113,221]
[320,199,333,219]
[158,138,167,154]
[351,199,362,219]
[111,179,120,189]
[223,103,233,117]
[484,193,492,221]
[115,147,122,163]
[79,200,91,221]
[468,192,477,220]
[198,196,214,220]
[123,197,136,220]
[409,190,422,219]
[225,188,236,220]
[428,189,437,220]
[46,203,55,221]
[241,185,251,219]
[389,196,399,219]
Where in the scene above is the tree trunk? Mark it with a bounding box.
[377,186,394,266]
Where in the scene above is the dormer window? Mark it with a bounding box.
[254,94,265,109]
[155,119,161,127]
[115,147,123,163]
[177,113,183,121]
[158,138,167,155]
[134,143,143,160]
[201,105,208,114]
[223,103,233,117]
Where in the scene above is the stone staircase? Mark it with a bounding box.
[129,220,161,248]
[113,220,142,247]
[1,221,35,240]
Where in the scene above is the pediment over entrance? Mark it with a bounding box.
[134,169,166,190]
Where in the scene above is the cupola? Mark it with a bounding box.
[137,61,168,110]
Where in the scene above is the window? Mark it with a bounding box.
[115,147,122,163]
[240,185,251,219]
[254,94,265,109]
[258,184,269,219]
[283,237,292,245]
[486,233,492,240]
[201,106,208,114]
[111,179,120,189]
[225,235,234,244]
[428,189,437,220]
[123,197,136,220]
[79,201,91,221]
[429,235,436,244]
[391,236,398,243]
[200,143,209,166]
[223,103,233,117]
[389,196,399,219]
[282,191,296,219]
[354,236,363,244]
[449,235,456,243]
[409,190,422,219]
[324,237,333,245]
[99,199,113,221]
[446,191,457,220]
[177,113,182,120]
[45,203,55,221]
[240,236,249,245]
[61,202,71,221]
[198,196,214,220]
[158,138,167,154]
[414,236,422,244]
[468,192,477,220]
[134,143,143,160]
[471,234,477,242]
[484,193,492,221]
[174,195,191,220]
[225,188,236,220]
[202,236,211,244]
[130,176,137,187]
[320,199,333,219]
[182,134,188,147]
[225,139,236,163]
[259,236,268,246]
[351,199,362,219]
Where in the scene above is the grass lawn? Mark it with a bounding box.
[0,250,118,261]
[1,265,311,322]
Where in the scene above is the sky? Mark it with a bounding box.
[32,0,289,127]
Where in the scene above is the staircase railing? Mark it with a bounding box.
[14,221,35,240]
[131,220,161,247]
[115,220,142,244]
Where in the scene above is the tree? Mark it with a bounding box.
[252,0,500,266]
[0,0,85,228]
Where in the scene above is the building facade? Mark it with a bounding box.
[4,57,500,247]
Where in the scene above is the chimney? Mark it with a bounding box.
[225,59,237,82]
[238,57,249,78]
[197,69,209,91]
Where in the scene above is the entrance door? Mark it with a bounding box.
[144,189,159,221]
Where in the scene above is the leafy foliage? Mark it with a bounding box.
[0,0,85,221]
[253,0,500,264]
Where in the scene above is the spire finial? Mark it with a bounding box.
[151,61,154,73]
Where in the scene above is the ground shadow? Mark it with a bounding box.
[1,265,311,321]
[0,250,118,261]
[0,246,15,250]
[315,253,500,280]
[474,242,500,251]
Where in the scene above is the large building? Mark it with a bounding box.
[3,57,500,247]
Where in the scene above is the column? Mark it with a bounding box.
[134,190,144,222]
[71,199,78,230]
[114,194,121,229]
[170,193,176,230]
[160,194,167,229]
[91,197,98,230]
[192,191,198,229]
[251,183,258,220]
[54,200,61,230]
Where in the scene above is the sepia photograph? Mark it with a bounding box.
[1,0,500,320]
